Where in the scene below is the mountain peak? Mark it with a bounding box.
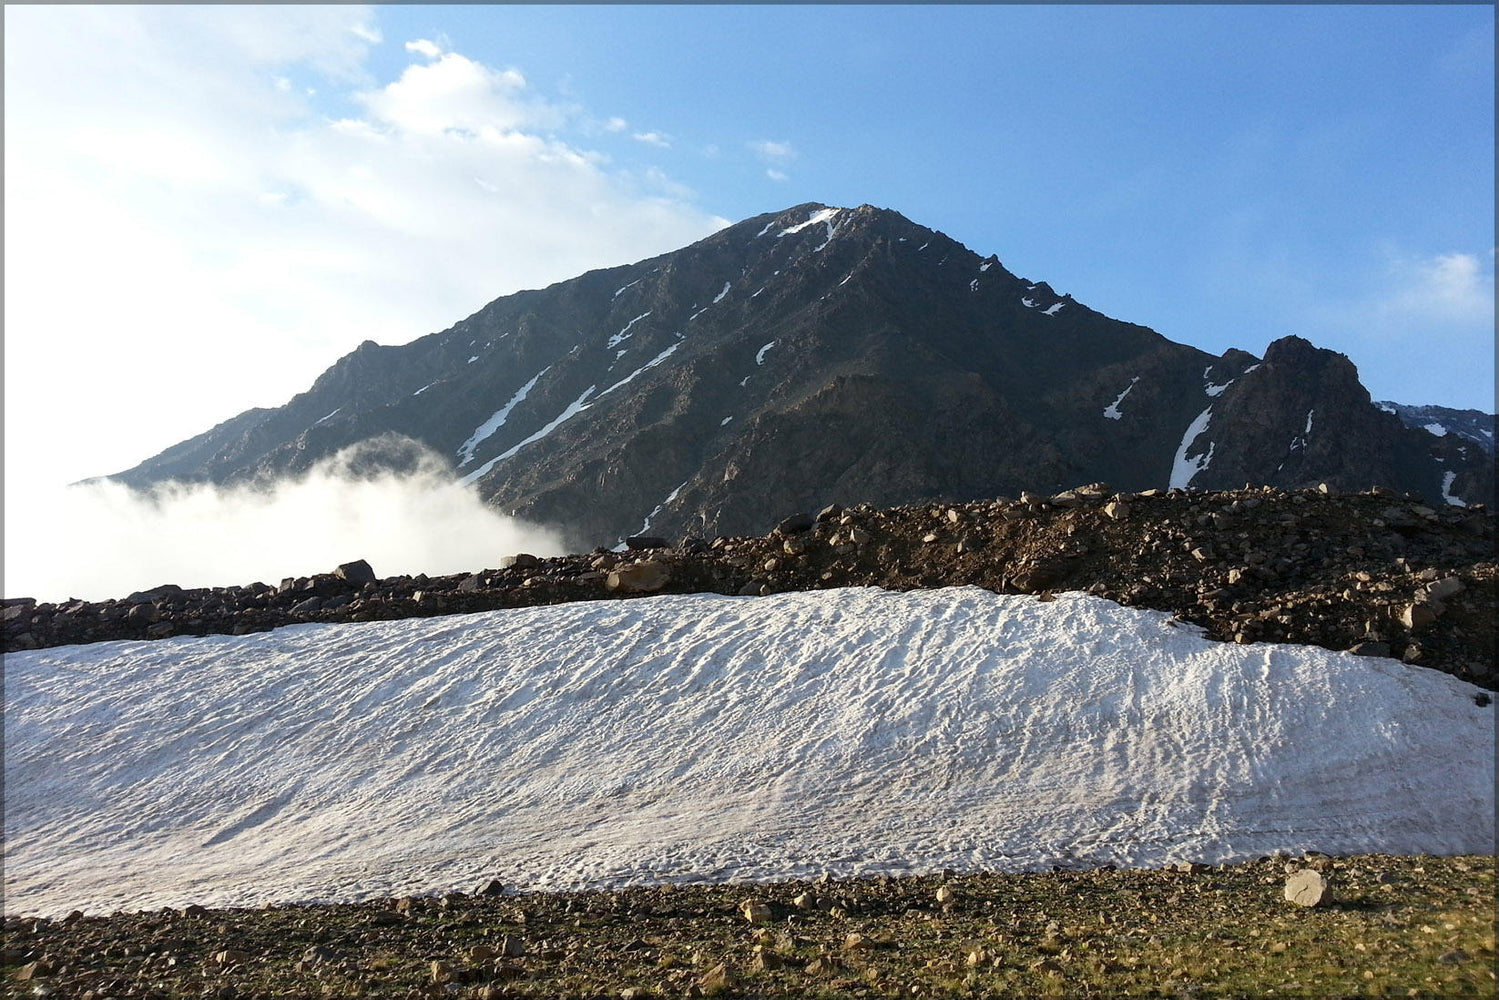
[108,204,1494,538]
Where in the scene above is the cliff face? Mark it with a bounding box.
[110,203,1493,545]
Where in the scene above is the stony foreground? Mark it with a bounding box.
[5,854,1493,998]
[4,485,1495,690]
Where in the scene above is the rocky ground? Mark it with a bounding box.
[5,854,1493,998]
[6,483,1494,690]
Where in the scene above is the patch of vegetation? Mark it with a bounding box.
[6,853,1494,997]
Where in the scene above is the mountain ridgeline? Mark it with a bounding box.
[112,203,1494,547]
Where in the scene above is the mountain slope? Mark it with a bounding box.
[110,204,1494,545]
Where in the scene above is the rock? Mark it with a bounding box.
[607,561,671,594]
[500,553,540,569]
[935,885,956,904]
[782,536,807,556]
[477,878,505,896]
[1427,576,1465,600]
[843,932,869,951]
[469,944,498,962]
[700,962,734,993]
[1346,641,1391,657]
[815,503,843,523]
[334,559,376,585]
[500,934,526,958]
[1103,501,1130,520]
[430,959,464,984]
[1400,602,1437,630]
[13,960,53,980]
[741,900,772,923]
[776,512,814,535]
[290,596,324,614]
[625,535,668,551]
[1284,869,1329,907]
[921,532,941,543]
[751,946,782,970]
[1439,949,1471,965]
[457,574,485,592]
[848,527,871,546]
[792,892,817,910]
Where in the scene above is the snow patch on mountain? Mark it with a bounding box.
[1423,422,1448,438]
[458,384,596,486]
[1102,377,1140,421]
[778,207,840,237]
[712,282,731,304]
[597,343,680,399]
[1043,302,1066,316]
[1170,407,1216,489]
[5,587,1491,917]
[608,311,651,349]
[456,367,550,467]
[1441,472,1466,507]
[756,341,776,366]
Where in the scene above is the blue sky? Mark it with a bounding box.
[4,5,1494,596]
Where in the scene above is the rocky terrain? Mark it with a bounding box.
[7,483,1494,691]
[4,854,1493,998]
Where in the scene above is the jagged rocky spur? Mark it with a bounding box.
[6,484,1493,691]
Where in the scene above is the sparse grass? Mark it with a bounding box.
[6,853,1494,997]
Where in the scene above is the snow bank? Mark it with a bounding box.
[5,588,1491,917]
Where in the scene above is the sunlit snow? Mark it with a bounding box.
[5,587,1491,918]
[456,367,550,467]
[608,311,651,349]
[1423,422,1448,437]
[597,343,679,399]
[777,207,840,236]
[314,408,341,425]
[457,385,596,487]
[613,277,642,298]
[755,341,776,365]
[1043,302,1066,316]
[712,282,731,304]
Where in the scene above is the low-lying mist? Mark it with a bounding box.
[4,437,570,603]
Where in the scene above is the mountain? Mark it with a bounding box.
[110,203,1494,546]
[1375,401,1495,455]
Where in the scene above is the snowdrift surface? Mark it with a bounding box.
[5,587,1493,917]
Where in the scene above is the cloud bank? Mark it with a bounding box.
[3,439,568,604]
[4,5,728,496]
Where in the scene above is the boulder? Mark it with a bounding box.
[1284,869,1329,907]
[334,560,377,585]
[607,561,671,593]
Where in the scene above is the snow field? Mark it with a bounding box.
[4,587,1492,918]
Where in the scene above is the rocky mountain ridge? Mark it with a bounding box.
[108,203,1493,546]
[1376,400,1495,455]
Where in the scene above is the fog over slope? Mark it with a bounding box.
[5,438,565,602]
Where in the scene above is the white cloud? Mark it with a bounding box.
[404,38,443,59]
[3,439,569,603]
[4,6,728,598]
[766,168,789,182]
[632,131,671,148]
[604,116,629,132]
[752,140,796,160]
[1377,251,1495,326]
[5,7,726,493]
